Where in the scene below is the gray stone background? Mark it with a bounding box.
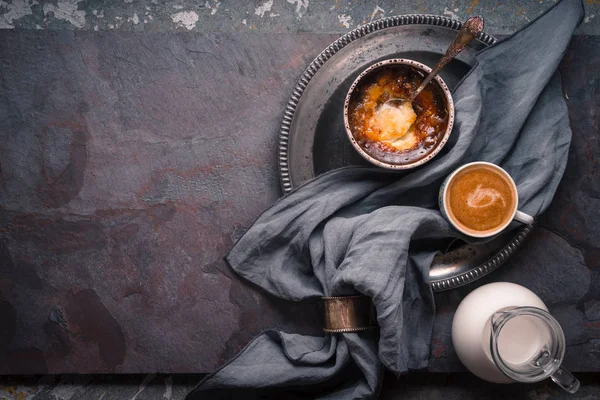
[1,0,599,34]
[1,0,599,399]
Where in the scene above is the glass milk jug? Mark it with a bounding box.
[452,282,579,393]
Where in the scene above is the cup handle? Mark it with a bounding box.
[514,210,534,225]
[550,366,580,393]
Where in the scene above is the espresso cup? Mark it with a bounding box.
[439,162,534,238]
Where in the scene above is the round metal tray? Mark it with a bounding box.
[277,15,533,291]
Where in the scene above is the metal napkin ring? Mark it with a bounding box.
[321,295,377,333]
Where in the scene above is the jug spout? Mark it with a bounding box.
[490,307,518,335]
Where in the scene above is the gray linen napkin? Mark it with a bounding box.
[187,0,583,398]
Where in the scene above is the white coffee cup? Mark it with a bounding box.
[439,161,534,238]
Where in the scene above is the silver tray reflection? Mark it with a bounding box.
[277,15,532,291]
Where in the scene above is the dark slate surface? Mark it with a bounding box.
[2,372,600,400]
[0,31,598,374]
[1,0,599,35]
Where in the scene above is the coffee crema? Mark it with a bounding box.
[446,165,516,234]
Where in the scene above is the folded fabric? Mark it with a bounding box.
[187,1,584,398]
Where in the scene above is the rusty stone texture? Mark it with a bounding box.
[0,31,598,374]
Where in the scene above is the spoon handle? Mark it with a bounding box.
[410,16,484,101]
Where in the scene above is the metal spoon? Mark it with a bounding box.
[385,16,485,107]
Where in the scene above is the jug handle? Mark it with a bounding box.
[551,366,580,393]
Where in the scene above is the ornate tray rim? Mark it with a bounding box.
[277,14,532,292]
